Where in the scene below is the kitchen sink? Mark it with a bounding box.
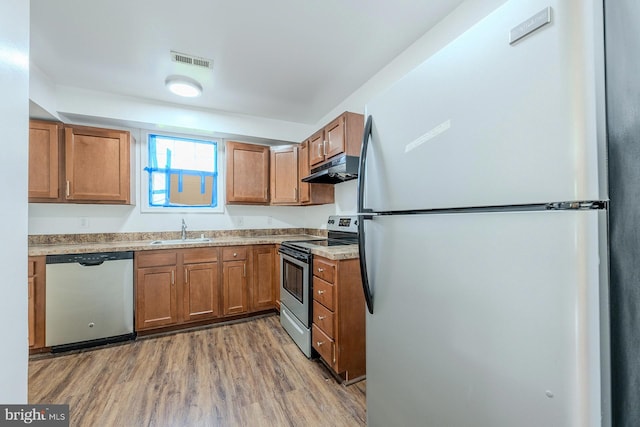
[149,238,212,245]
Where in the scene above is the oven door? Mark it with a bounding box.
[280,250,311,327]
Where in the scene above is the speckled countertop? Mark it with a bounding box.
[28,228,359,261]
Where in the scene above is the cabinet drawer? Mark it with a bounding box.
[136,251,177,268]
[313,258,336,283]
[313,300,334,338]
[182,247,218,264]
[313,277,334,310]
[222,247,248,261]
[312,324,335,366]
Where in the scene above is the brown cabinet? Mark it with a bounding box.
[226,141,270,204]
[28,256,46,351]
[64,125,130,203]
[135,251,179,330]
[29,120,61,200]
[270,145,299,205]
[274,244,281,311]
[308,130,325,168]
[222,247,249,315]
[251,245,276,311]
[28,121,131,204]
[182,248,220,322]
[298,140,334,205]
[307,112,364,169]
[136,244,278,333]
[135,248,220,331]
[311,256,365,383]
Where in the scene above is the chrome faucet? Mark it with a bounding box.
[181,219,187,240]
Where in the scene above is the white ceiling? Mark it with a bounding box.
[30,0,464,125]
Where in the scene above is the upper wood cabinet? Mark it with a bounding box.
[226,141,270,204]
[270,145,299,205]
[64,125,130,203]
[297,140,334,206]
[298,141,311,204]
[29,120,61,200]
[308,130,325,168]
[308,112,364,168]
[29,121,131,204]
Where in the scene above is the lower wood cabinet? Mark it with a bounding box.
[222,247,249,316]
[136,245,277,333]
[311,256,365,383]
[28,256,46,351]
[135,248,219,331]
[251,245,276,311]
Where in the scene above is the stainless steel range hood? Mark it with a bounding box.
[301,154,359,184]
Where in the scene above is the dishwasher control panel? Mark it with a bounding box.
[46,251,133,265]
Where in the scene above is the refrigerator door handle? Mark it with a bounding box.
[357,115,373,214]
[357,114,374,314]
[358,216,374,314]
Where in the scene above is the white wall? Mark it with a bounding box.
[0,0,29,403]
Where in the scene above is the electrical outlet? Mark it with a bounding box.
[79,217,90,229]
[237,216,244,227]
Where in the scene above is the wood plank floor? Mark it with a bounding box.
[29,314,366,427]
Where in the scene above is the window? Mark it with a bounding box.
[144,134,220,209]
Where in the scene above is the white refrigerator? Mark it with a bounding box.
[357,1,611,426]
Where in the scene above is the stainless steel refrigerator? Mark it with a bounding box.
[357,1,612,426]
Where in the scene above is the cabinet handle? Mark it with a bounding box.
[323,140,327,156]
[171,270,175,285]
[233,253,237,257]
[66,181,70,198]
[317,290,325,295]
[318,315,326,321]
[316,341,324,347]
[243,263,246,277]
[184,268,187,285]
[318,142,323,158]
[318,267,324,272]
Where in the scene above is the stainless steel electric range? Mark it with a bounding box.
[278,215,358,357]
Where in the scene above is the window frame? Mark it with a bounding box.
[140,130,225,214]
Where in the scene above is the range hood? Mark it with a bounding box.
[302,154,359,184]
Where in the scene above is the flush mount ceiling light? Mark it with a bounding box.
[165,75,202,97]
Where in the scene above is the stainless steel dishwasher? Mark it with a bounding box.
[45,251,134,352]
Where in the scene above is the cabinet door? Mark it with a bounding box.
[29,120,60,200]
[223,260,248,315]
[226,141,269,204]
[28,277,35,348]
[64,125,130,203]
[270,146,298,205]
[274,244,281,311]
[252,246,275,311]
[28,256,46,350]
[308,130,325,167]
[324,116,345,160]
[183,262,219,321]
[298,141,311,204]
[136,266,178,330]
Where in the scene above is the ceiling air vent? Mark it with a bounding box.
[170,51,213,69]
